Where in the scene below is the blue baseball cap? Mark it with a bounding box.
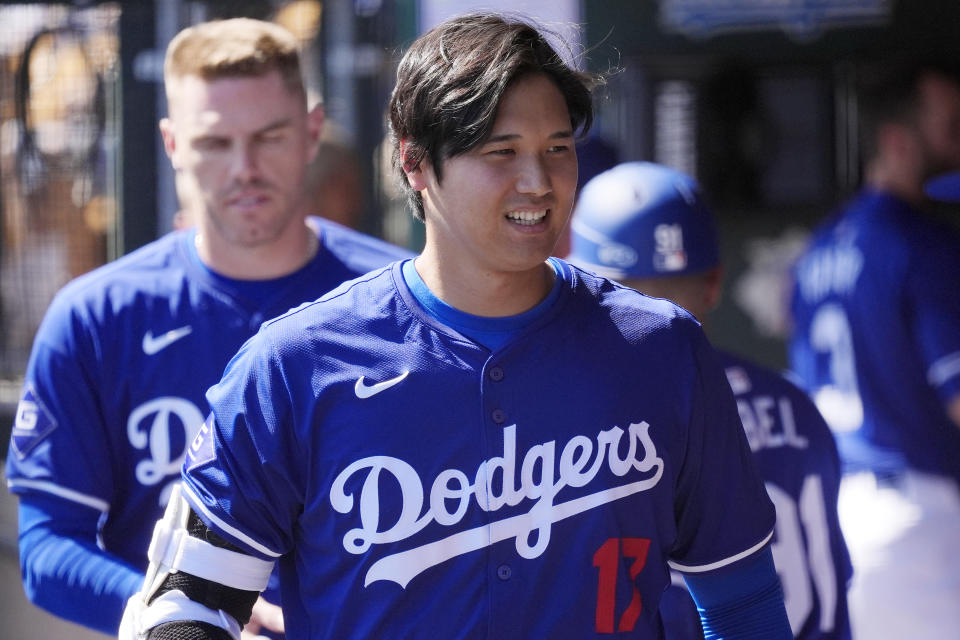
[567,162,719,279]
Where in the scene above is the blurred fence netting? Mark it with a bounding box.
[0,3,122,390]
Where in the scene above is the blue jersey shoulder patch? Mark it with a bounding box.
[185,413,217,472]
[11,383,58,460]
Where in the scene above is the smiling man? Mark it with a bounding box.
[120,13,789,640]
[4,18,410,638]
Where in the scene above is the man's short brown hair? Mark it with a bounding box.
[164,18,305,102]
[857,57,960,162]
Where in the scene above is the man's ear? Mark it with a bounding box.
[305,104,325,162]
[400,140,428,191]
[704,265,724,313]
[159,118,179,168]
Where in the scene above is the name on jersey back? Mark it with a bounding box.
[795,246,863,304]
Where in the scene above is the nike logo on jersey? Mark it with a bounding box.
[354,371,409,399]
[330,421,664,588]
[142,326,193,355]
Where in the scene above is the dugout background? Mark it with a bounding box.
[583,0,960,373]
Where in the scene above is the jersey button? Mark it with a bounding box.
[497,564,512,581]
[489,366,504,382]
[491,409,506,424]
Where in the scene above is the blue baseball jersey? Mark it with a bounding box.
[5,217,411,570]
[789,189,960,484]
[182,259,776,639]
[661,352,852,640]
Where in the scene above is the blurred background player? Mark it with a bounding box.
[120,12,789,640]
[789,60,960,639]
[304,125,365,231]
[4,17,410,637]
[569,161,851,639]
[551,130,621,258]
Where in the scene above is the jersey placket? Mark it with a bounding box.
[477,353,526,639]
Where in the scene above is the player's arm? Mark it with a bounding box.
[909,233,960,430]
[683,546,791,640]
[120,485,274,640]
[17,493,143,634]
[8,306,144,633]
[671,323,790,638]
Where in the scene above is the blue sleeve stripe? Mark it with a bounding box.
[927,350,960,387]
[7,478,109,513]
[181,482,282,558]
[668,528,773,573]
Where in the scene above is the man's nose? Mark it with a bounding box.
[515,154,552,197]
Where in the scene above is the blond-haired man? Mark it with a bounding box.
[5,17,409,636]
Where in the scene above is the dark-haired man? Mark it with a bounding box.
[121,13,789,639]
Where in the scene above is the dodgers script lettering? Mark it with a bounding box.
[330,421,664,588]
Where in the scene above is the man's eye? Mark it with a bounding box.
[260,133,286,145]
[487,148,514,156]
[195,138,229,151]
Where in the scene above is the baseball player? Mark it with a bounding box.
[789,60,960,639]
[4,18,411,637]
[568,161,852,639]
[120,13,790,639]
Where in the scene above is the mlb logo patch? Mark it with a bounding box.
[654,250,688,272]
[11,384,58,459]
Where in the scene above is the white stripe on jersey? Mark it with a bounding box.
[181,482,282,558]
[927,350,960,388]
[668,528,774,574]
[7,478,110,513]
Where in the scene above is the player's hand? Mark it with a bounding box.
[242,596,285,639]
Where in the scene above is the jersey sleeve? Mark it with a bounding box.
[906,233,960,404]
[669,325,777,572]
[180,331,305,560]
[18,493,143,634]
[5,292,115,514]
[685,546,791,639]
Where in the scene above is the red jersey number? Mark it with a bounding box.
[593,537,651,633]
